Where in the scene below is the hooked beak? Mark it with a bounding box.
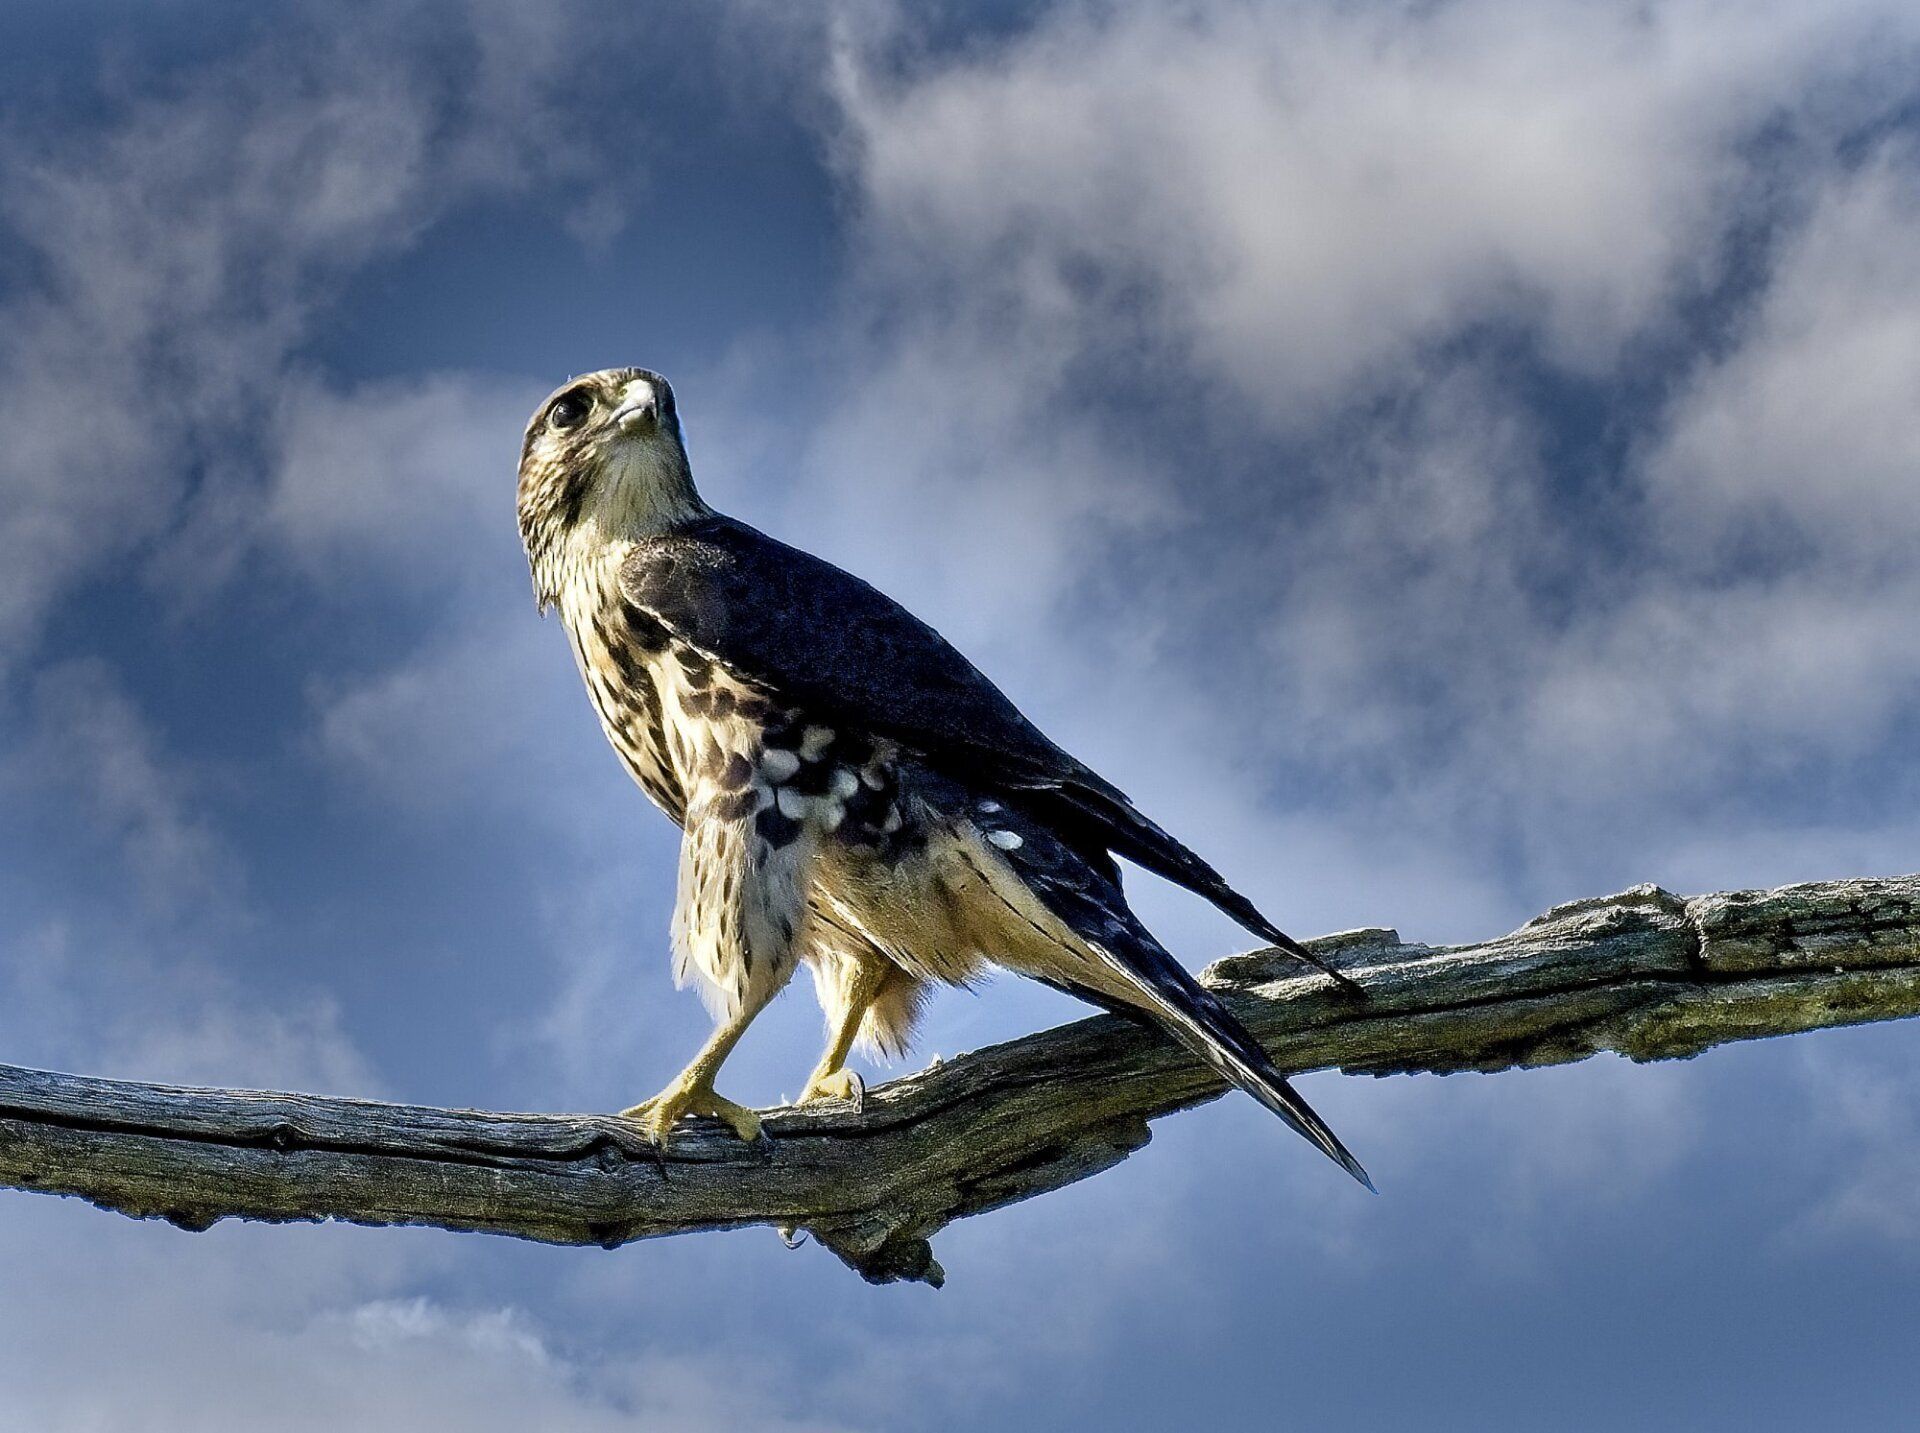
[609,381,659,434]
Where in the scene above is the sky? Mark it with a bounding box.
[1,0,1919,1427]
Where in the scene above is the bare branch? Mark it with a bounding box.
[2,874,1916,1285]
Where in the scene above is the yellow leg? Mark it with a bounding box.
[620,988,773,1144]
[797,957,889,1107]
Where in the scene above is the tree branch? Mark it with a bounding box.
[3,874,1916,1285]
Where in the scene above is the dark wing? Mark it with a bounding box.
[623,517,1083,791]
[621,516,1353,987]
[921,768,1371,1186]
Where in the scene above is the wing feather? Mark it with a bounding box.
[621,516,1081,789]
[987,791,1371,1185]
[621,517,1351,986]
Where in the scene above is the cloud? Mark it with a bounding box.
[4,5,1920,1429]
[264,371,613,816]
[1775,1033,1920,1252]
[834,0,1919,420]
[0,1208,860,1433]
[261,373,543,586]
[1649,144,1920,563]
[10,658,245,921]
[0,655,385,1092]
[0,1,633,673]
[1516,143,1920,803]
[0,910,386,1094]
[311,615,583,811]
[807,0,1920,912]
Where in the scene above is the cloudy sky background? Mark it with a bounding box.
[2,0,1919,1426]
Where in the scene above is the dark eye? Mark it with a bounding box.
[547,390,593,430]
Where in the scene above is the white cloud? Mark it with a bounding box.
[835,0,1918,420]
[1776,1034,1920,1252]
[111,992,382,1094]
[5,5,1920,1426]
[262,373,543,586]
[1,655,385,1094]
[1650,145,1920,561]
[743,315,1168,655]
[811,0,1920,910]
[1524,574,1920,777]
[12,658,245,921]
[0,1211,860,1433]
[1516,145,1920,803]
[311,615,582,810]
[0,2,631,672]
[0,914,385,1094]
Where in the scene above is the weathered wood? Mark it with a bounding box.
[2,874,1916,1285]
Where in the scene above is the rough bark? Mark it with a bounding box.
[2,873,1916,1286]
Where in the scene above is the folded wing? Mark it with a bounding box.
[621,516,1350,985]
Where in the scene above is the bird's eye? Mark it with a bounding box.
[547,391,593,430]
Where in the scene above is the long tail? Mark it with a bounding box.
[1058,784,1365,997]
[1104,924,1374,1190]
[958,770,1374,1186]
[1017,844,1373,1186]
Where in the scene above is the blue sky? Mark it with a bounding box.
[3,1,1920,1427]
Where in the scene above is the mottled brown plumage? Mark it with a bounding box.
[517,367,1369,1185]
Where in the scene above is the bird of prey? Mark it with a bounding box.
[517,367,1371,1187]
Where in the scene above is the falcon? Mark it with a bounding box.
[517,367,1371,1186]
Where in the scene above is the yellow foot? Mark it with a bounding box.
[619,1080,763,1144]
[796,1067,865,1109]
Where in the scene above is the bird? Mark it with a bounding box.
[516,366,1371,1187]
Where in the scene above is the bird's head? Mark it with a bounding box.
[517,367,706,608]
